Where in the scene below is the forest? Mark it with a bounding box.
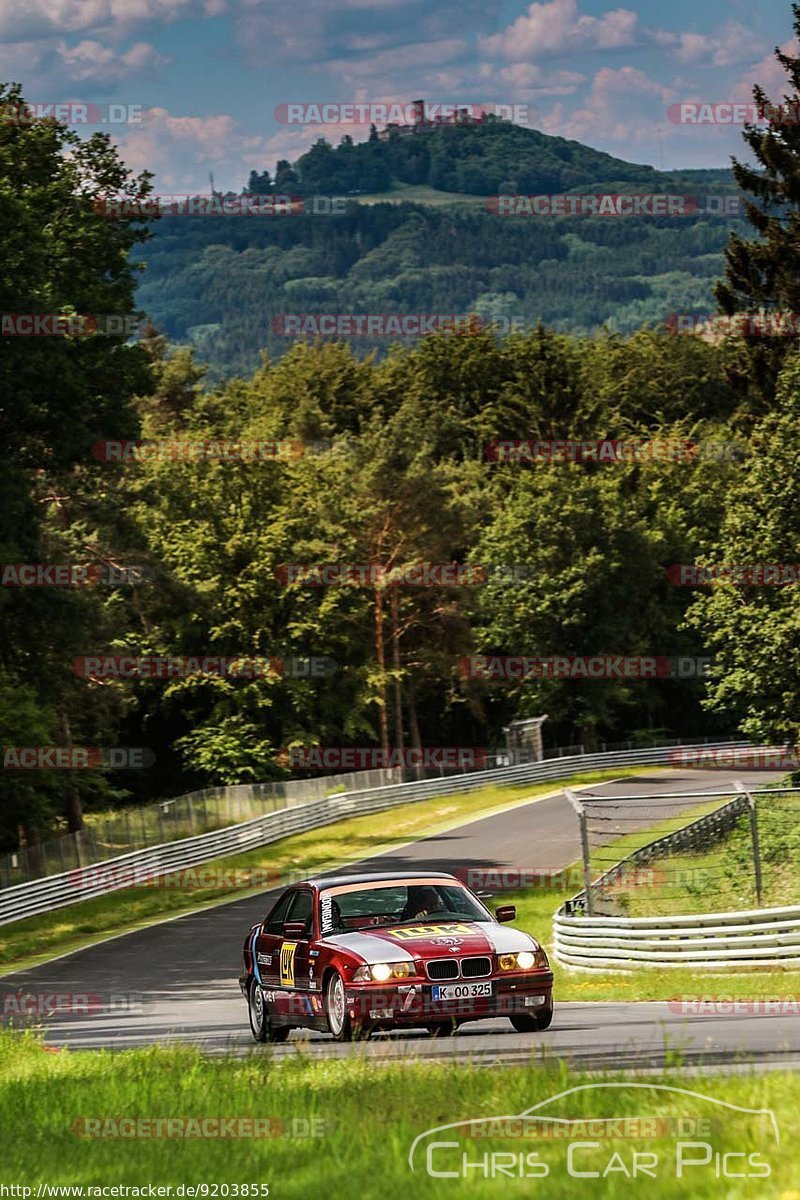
[2,16,800,853]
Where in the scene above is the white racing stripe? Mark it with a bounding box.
[322,922,537,961]
[321,931,417,962]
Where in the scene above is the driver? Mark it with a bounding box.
[404,885,441,921]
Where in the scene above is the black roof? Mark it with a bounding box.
[308,870,459,890]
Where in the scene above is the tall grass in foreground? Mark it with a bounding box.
[0,1031,797,1198]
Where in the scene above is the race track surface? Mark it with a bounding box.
[4,769,797,1070]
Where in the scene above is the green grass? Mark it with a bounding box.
[0,767,651,976]
[610,789,800,918]
[349,181,488,207]
[0,1031,796,1197]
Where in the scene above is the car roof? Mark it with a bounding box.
[305,870,461,890]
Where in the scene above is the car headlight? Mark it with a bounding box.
[499,949,549,971]
[352,962,413,982]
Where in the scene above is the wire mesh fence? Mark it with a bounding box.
[0,732,745,891]
[0,769,402,889]
[566,783,800,917]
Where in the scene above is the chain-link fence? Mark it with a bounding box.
[0,769,402,889]
[0,732,744,891]
[565,781,800,917]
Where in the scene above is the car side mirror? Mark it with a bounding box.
[495,905,516,923]
[283,920,309,939]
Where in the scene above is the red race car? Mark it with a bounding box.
[239,870,553,1041]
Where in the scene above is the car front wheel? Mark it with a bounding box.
[510,1005,553,1033]
[326,970,362,1041]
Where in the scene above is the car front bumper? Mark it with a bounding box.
[345,971,554,1025]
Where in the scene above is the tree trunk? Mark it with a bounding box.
[374,587,390,754]
[20,823,45,879]
[62,709,84,832]
[407,678,423,780]
[390,587,404,757]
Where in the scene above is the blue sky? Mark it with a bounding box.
[0,0,796,191]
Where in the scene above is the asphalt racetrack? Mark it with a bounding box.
[5,769,798,1070]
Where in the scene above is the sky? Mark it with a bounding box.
[0,0,797,192]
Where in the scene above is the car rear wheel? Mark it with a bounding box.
[248,979,290,1043]
[510,1006,553,1032]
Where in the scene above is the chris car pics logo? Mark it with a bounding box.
[408,1083,778,1180]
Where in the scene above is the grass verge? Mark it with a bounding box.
[0,767,651,976]
[0,1030,796,1198]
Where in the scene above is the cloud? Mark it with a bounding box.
[325,38,468,82]
[537,65,675,146]
[481,0,639,62]
[0,35,170,89]
[54,38,170,83]
[729,37,800,103]
[0,0,225,44]
[115,106,274,190]
[233,0,496,68]
[657,22,765,69]
[485,62,586,99]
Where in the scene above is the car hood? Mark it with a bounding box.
[322,920,538,963]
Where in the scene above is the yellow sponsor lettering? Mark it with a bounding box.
[280,941,298,987]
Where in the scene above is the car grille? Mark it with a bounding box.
[426,959,459,981]
[425,956,493,980]
[461,956,492,978]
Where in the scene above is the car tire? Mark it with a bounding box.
[325,970,356,1041]
[510,1006,553,1033]
[248,979,290,1043]
[536,1005,554,1030]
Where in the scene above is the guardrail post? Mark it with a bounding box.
[735,780,763,906]
[565,788,593,916]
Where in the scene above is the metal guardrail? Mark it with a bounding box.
[0,740,748,927]
[554,777,800,971]
[553,904,800,970]
[0,767,406,889]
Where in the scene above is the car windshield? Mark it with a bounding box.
[319,882,489,935]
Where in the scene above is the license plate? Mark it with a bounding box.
[431,981,492,1001]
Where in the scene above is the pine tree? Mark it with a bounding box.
[715,2,800,398]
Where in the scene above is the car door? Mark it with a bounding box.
[256,888,295,989]
[274,888,315,1021]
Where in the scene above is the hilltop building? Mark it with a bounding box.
[377,99,491,141]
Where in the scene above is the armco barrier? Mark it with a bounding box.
[553,904,800,971]
[0,740,749,926]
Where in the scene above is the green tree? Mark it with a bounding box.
[686,351,800,743]
[715,3,800,401]
[0,82,155,842]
